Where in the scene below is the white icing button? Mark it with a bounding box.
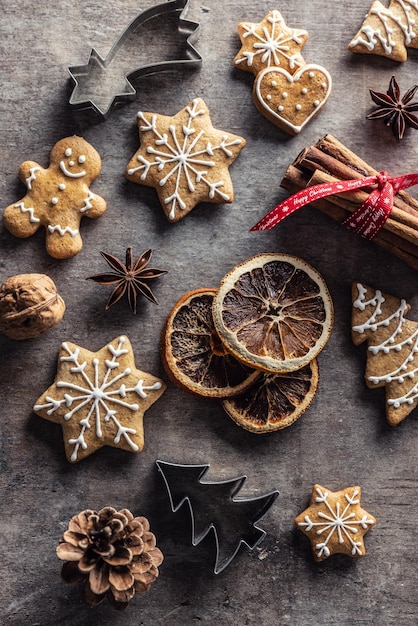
[271,80,277,87]
[278,105,284,112]
[78,155,86,164]
[321,83,327,89]
[314,100,320,106]
[266,94,272,101]
[282,92,288,98]
[295,104,302,111]
[65,148,72,157]
[309,72,315,78]
[302,88,308,94]
[59,183,66,190]
[51,197,58,205]
[69,161,74,167]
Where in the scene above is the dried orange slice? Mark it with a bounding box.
[161,288,260,398]
[212,254,333,373]
[222,360,319,433]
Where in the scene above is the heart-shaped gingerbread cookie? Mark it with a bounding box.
[253,64,332,135]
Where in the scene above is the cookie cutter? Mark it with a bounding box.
[156,460,279,574]
[68,0,202,119]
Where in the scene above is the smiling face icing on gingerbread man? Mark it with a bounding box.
[3,136,106,259]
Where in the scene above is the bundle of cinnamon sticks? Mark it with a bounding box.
[280,134,418,271]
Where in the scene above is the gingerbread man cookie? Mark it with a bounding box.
[3,136,106,259]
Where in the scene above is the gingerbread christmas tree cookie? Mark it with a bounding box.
[3,136,106,259]
[233,10,308,76]
[348,0,418,62]
[34,335,166,462]
[352,282,418,426]
[295,484,376,562]
[125,98,246,223]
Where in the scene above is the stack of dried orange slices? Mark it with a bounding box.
[161,254,333,433]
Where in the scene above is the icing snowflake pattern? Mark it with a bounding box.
[298,487,374,559]
[34,336,163,462]
[234,10,308,74]
[237,11,305,69]
[127,99,243,221]
[296,486,376,561]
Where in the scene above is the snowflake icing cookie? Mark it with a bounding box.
[348,0,418,62]
[3,136,106,259]
[295,484,376,562]
[125,98,246,223]
[233,10,308,76]
[33,336,166,462]
[352,282,418,426]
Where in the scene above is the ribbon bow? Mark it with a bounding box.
[250,171,418,239]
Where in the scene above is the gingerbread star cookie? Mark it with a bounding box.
[295,484,376,562]
[33,335,166,462]
[3,136,106,259]
[233,10,308,76]
[125,98,246,223]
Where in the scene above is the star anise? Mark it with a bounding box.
[88,247,167,313]
[367,75,418,140]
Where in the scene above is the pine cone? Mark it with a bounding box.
[56,507,163,610]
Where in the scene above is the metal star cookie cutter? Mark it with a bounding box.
[68,0,202,119]
[156,460,279,574]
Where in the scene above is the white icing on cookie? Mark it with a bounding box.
[254,64,332,134]
[235,10,307,71]
[128,99,242,221]
[48,224,79,237]
[25,166,41,190]
[297,486,374,558]
[33,336,162,462]
[352,282,418,409]
[60,160,86,178]
[348,0,418,55]
[14,201,40,223]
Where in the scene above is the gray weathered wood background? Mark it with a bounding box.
[1,1,418,624]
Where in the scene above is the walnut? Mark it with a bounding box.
[0,273,65,339]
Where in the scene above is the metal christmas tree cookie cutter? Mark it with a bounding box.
[156,460,279,574]
[68,0,202,119]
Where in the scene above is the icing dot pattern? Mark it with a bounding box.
[254,65,332,134]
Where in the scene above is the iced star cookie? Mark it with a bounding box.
[351,282,418,426]
[33,335,166,462]
[233,10,308,76]
[3,136,106,259]
[295,484,376,562]
[125,98,246,223]
[253,64,332,135]
[348,0,418,62]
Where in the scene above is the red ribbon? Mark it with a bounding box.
[250,171,418,239]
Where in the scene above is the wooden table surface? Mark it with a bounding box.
[1,1,418,624]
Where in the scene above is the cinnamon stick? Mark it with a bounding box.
[294,144,418,223]
[315,134,418,215]
[307,169,418,247]
[280,164,418,271]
